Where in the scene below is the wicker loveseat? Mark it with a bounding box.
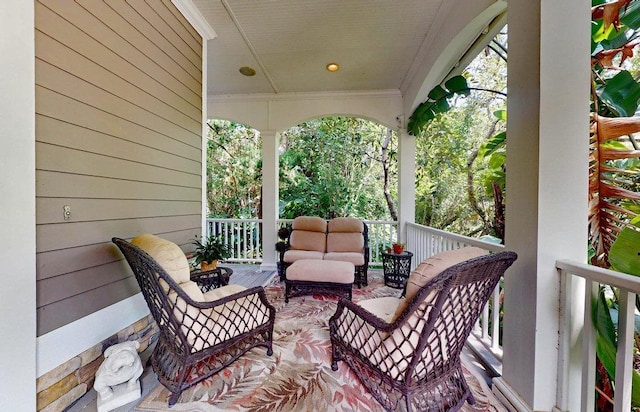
[279,216,370,286]
[329,247,517,411]
[112,235,275,406]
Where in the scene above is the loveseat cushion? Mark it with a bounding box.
[392,246,488,322]
[283,249,325,263]
[327,217,363,233]
[292,216,327,232]
[326,233,364,253]
[289,230,327,253]
[324,251,365,266]
[131,234,191,290]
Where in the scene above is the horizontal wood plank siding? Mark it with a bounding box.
[35,0,203,335]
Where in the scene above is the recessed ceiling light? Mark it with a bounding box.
[326,63,340,72]
[239,66,256,76]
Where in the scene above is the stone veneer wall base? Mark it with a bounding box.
[36,315,158,412]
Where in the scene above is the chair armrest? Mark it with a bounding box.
[187,286,274,312]
[330,297,394,333]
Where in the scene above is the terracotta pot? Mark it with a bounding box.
[392,244,404,254]
[201,260,218,271]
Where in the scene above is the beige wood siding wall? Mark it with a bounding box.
[35,0,203,336]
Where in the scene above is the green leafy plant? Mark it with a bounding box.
[407,76,471,136]
[192,234,231,265]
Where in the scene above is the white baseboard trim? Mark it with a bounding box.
[492,377,533,412]
[36,293,149,377]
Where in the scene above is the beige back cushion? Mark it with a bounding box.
[326,233,364,253]
[392,247,487,322]
[292,216,327,232]
[326,218,364,253]
[289,230,327,252]
[131,234,193,292]
[327,217,363,233]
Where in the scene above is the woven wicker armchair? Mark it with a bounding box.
[329,249,517,412]
[112,236,276,406]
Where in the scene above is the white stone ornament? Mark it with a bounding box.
[94,341,143,412]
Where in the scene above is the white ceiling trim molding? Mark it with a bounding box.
[209,89,402,103]
[208,90,403,132]
[172,0,217,40]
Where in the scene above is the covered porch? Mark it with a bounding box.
[3,0,635,411]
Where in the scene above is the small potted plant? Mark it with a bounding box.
[275,227,290,254]
[392,242,405,254]
[192,234,231,271]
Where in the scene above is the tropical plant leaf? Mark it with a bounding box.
[407,75,470,135]
[621,0,640,29]
[592,0,632,33]
[479,132,506,159]
[594,287,640,407]
[493,110,507,121]
[589,115,640,264]
[598,71,640,117]
[609,226,640,275]
[444,76,471,96]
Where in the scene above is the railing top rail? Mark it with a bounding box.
[556,259,640,293]
[208,218,263,223]
[406,222,505,253]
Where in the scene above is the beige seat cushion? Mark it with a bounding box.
[287,259,354,283]
[324,251,365,266]
[357,296,403,324]
[392,247,487,322]
[203,284,247,302]
[283,249,325,263]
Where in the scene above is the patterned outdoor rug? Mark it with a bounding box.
[136,274,506,412]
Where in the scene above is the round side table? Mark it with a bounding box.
[190,266,233,292]
[382,251,413,289]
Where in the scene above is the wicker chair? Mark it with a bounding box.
[112,236,276,406]
[329,249,517,412]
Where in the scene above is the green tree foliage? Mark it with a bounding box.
[279,117,397,220]
[413,32,507,237]
[206,120,262,218]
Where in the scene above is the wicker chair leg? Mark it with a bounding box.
[285,282,291,303]
[330,343,341,371]
[466,391,476,405]
[168,391,181,406]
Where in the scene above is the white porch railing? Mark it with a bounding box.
[405,222,506,373]
[206,218,263,263]
[557,260,639,412]
[206,218,398,266]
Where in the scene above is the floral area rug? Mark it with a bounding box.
[135,273,506,412]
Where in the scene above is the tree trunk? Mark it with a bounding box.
[381,128,398,221]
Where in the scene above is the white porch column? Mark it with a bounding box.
[397,130,416,242]
[0,0,36,409]
[260,130,279,272]
[495,0,590,411]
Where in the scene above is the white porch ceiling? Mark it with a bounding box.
[191,0,505,102]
